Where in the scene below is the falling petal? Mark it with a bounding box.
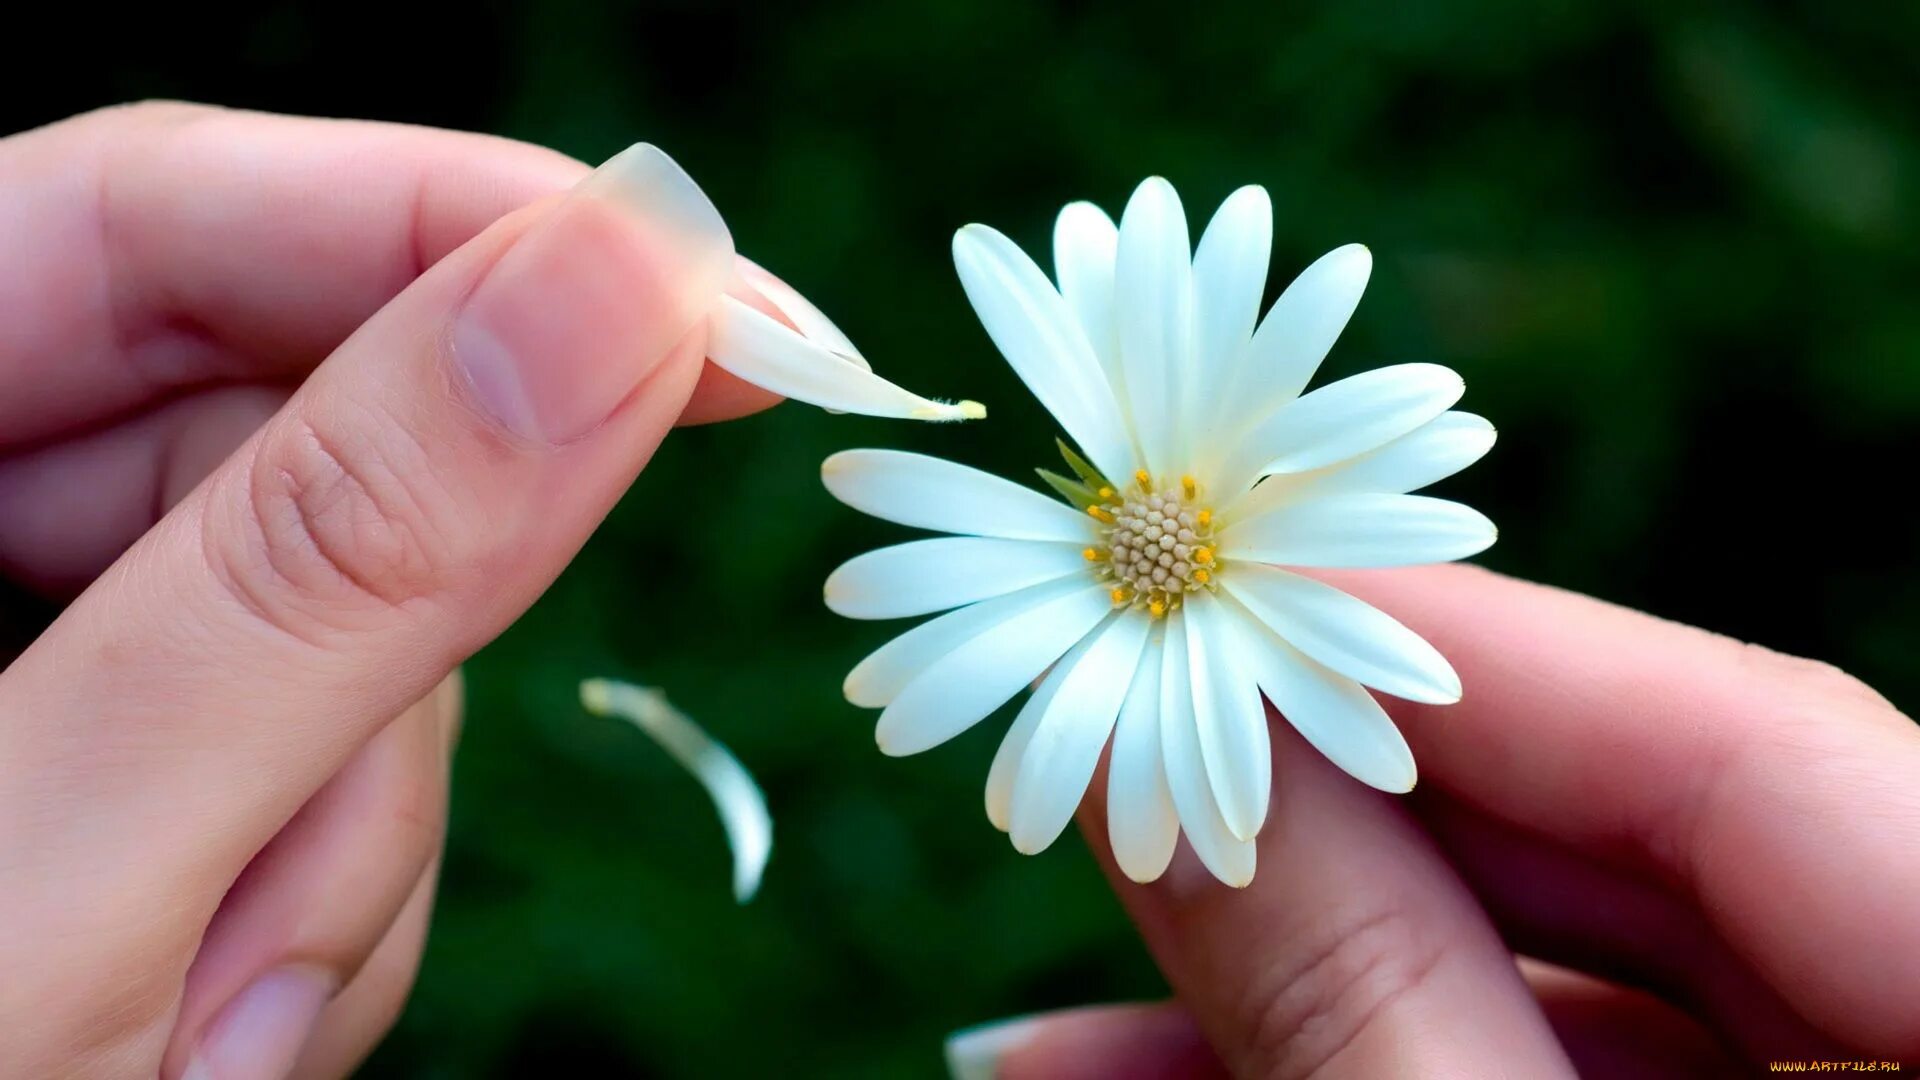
[579,678,772,903]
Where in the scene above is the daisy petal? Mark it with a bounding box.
[1053,201,1123,392]
[845,577,1090,708]
[737,259,862,360]
[1224,565,1460,705]
[822,449,1093,543]
[1240,625,1417,793]
[825,537,1088,620]
[1226,244,1372,434]
[1217,363,1465,492]
[1223,411,1496,524]
[1106,635,1179,883]
[953,224,1137,481]
[579,679,773,903]
[1159,612,1257,887]
[1190,186,1272,476]
[985,628,1094,832]
[1010,611,1151,854]
[1115,177,1194,477]
[1223,493,1497,569]
[1185,591,1273,841]
[877,585,1112,756]
[707,294,985,421]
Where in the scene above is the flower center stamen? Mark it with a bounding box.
[1087,474,1221,617]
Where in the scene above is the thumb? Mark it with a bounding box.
[0,144,735,1054]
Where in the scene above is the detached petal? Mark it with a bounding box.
[876,585,1112,756]
[825,537,1087,620]
[1224,565,1461,705]
[708,294,984,421]
[1223,493,1497,569]
[1010,611,1151,855]
[822,449,1093,543]
[579,679,772,903]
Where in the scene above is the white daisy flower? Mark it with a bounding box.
[820,178,1497,887]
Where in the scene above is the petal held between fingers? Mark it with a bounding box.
[706,294,984,421]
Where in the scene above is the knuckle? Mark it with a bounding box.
[1235,905,1445,1080]
[207,410,463,639]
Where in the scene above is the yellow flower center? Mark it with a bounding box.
[1086,473,1220,617]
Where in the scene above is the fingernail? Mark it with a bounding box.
[183,966,335,1080]
[452,143,734,444]
[944,1014,1041,1080]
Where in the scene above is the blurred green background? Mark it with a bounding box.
[11,0,1919,1075]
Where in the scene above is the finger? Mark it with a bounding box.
[0,384,286,596]
[945,1002,1225,1080]
[1520,959,1740,1080]
[0,268,780,597]
[0,101,780,446]
[1322,564,1920,1056]
[0,144,735,1052]
[1422,797,1839,1062]
[1081,717,1575,1079]
[161,674,456,1079]
[290,854,439,1080]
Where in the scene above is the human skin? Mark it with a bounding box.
[962,564,1920,1078]
[0,101,781,1078]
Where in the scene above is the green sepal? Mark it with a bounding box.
[1055,438,1112,492]
[1036,468,1098,510]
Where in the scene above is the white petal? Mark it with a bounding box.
[1053,201,1123,393]
[1224,565,1460,705]
[1223,493,1497,569]
[825,537,1087,620]
[1106,636,1179,883]
[1217,364,1465,493]
[1224,411,1496,524]
[845,577,1090,708]
[822,449,1092,543]
[708,294,984,421]
[876,584,1112,756]
[1184,591,1273,841]
[985,628,1094,832]
[1238,625,1417,792]
[1224,244,1372,435]
[737,259,862,360]
[952,224,1137,480]
[1009,612,1151,854]
[1114,177,1194,478]
[1189,186,1272,477]
[1158,612,1257,887]
[579,679,772,903]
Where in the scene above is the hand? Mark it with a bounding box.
[952,565,1920,1078]
[0,102,780,1077]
